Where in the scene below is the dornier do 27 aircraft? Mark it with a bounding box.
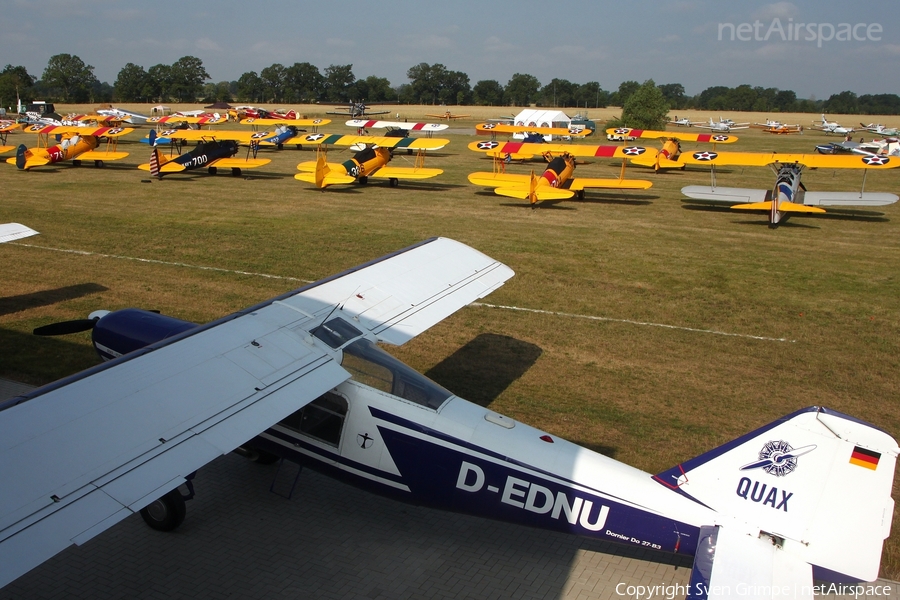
[294,133,448,188]
[679,150,900,226]
[138,130,271,177]
[6,124,133,170]
[1,238,896,594]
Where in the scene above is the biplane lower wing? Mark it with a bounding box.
[77,151,129,162]
[208,157,271,169]
[681,186,770,205]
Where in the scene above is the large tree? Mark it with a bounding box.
[42,54,98,102]
[284,62,324,102]
[168,56,209,102]
[0,65,35,108]
[260,63,287,102]
[323,64,355,102]
[355,75,393,102]
[146,64,172,103]
[236,71,265,103]
[114,63,150,102]
[539,78,577,107]
[609,80,640,107]
[472,79,504,106]
[617,79,669,130]
[504,73,540,106]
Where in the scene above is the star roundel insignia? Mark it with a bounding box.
[251,132,269,139]
[482,123,496,129]
[623,146,646,156]
[614,128,631,135]
[693,151,717,161]
[160,129,178,136]
[712,135,730,142]
[107,128,123,135]
[477,141,499,150]
[313,119,322,124]
[305,133,325,141]
[862,155,889,166]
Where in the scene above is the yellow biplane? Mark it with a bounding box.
[605,127,738,171]
[137,130,271,177]
[476,122,592,140]
[7,124,133,170]
[0,121,22,154]
[425,110,470,120]
[294,133,448,188]
[678,150,899,227]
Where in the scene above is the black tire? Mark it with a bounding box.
[94,160,105,168]
[72,159,82,167]
[389,178,399,188]
[231,167,242,177]
[140,489,186,531]
[208,166,218,175]
[358,176,368,185]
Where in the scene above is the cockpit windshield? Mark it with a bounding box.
[341,338,452,410]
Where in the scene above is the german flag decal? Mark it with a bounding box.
[850,446,881,470]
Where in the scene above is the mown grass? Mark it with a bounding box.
[2,104,900,576]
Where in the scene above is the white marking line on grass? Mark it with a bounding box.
[471,302,795,343]
[9,243,313,283]
[11,243,793,342]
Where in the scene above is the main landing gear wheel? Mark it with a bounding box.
[72,159,82,167]
[94,160,105,168]
[208,166,218,175]
[140,489,186,531]
[231,167,242,177]
[358,176,368,185]
[389,178,399,187]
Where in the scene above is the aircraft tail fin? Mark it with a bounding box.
[314,152,330,188]
[655,406,897,582]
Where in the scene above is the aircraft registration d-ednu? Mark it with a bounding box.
[0,238,896,597]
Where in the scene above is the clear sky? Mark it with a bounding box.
[3,0,897,100]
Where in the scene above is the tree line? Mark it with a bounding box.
[2,54,900,116]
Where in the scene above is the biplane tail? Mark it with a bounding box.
[294,154,356,188]
[653,407,897,587]
[492,171,575,207]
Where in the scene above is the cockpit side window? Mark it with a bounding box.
[341,339,452,410]
[279,392,348,447]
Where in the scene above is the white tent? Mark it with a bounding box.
[511,109,571,140]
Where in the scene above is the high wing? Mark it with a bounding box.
[0,223,38,243]
[679,150,900,169]
[295,133,449,151]
[0,237,513,588]
[346,120,449,132]
[240,118,331,127]
[468,141,657,160]
[605,128,738,143]
[477,123,591,137]
[20,125,134,138]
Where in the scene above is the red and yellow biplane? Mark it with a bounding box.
[7,124,133,170]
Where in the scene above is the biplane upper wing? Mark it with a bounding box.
[296,133,449,150]
[678,150,900,169]
[345,120,449,132]
[605,128,737,143]
[0,122,21,133]
[147,115,228,125]
[152,129,266,144]
[468,140,657,160]
[0,237,514,588]
[20,125,134,137]
[240,118,331,127]
[477,123,591,137]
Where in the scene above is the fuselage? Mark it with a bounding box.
[167,140,240,171]
[86,309,716,559]
[340,146,391,179]
[771,165,804,225]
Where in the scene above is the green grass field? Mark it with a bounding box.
[2,104,900,577]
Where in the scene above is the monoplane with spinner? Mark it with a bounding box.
[6,124,133,170]
[693,117,750,132]
[605,127,738,172]
[860,123,900,137]
[294,132,448,188]
[811,114,854,136]
[678,150,899,226]
[326,101,389,118]
[137,129,271,177]
[2,238,895,596]
[424,110,471,120]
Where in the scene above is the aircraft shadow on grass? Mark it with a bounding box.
[0,283,108,317]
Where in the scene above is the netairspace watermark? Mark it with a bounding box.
[718,18,883,47]
[615,581,893,600]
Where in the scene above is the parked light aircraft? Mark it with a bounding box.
[668,117,692,127]
[811,115,854,136]
[0,223,37,243]
[346,119,449,135]
[605,128,737,172]
[693,118,749,133]
[1,238,895,594]
[147,114,228,126]
[468,140,657,164]
[96,107,152,125]
[468,152,652,206]
[294,133,448,188]
[6,125,132,170]
[327,101,389,118]
[678,150,899,226]
[752,119,800,130]
[137,130,271,177]
[425,110,471,120]
[760,124,803,135]
[475,123,590,141]
[860,123,900,137]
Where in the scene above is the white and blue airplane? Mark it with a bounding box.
[1,238,897,596]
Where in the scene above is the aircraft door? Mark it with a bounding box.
[278,391,350,452]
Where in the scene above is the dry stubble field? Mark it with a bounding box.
[2,104,900,577]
